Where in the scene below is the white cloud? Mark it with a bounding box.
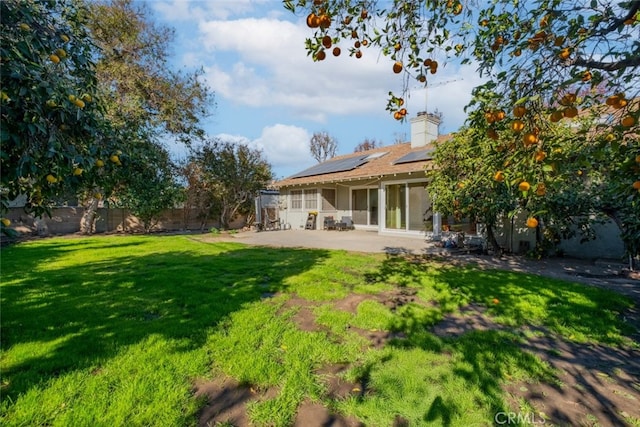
[152,0,269,21]
[198,17,400,122]
[216,124,313,178]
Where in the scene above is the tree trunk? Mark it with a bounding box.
[486,224,503,256]
[80,198,99,234]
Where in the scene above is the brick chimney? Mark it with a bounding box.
[410,111,441,148]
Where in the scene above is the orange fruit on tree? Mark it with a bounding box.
[319,14,331,28]
[332,47,341,56]
[564,106,578,118]
[60,34,70,42]
[534,150,547,162]
[343,15,353,25]
[49,54,60,64]
[399,108,407,116]
[316,50,326,61]
[360,9,368,19]
[453,3,463,15]
[1,218,11,227]
[633,181,640,190]
[582,70,592,82]
[95,159,105,167]
[518,181,531,191]
[394,42,402,51]
[423,58,433,67]
[614,99,628,109]
[355,50,362,59]
[417,74,426,83]
[511,119,525,132]
[513,105,527,117]
[393,61,403,73]
[526,217,538,228]
[54,48,66,58]
[494,171,505,182]
[361,39,368,46]
[606,94,620,106]
[605,133,615,142]
[306,13,319,28]
[322,35,332,48]
[513,48,522,57]
[523,132,537,146]
[621,115,635,127]
[74,99,85,108]
[550,111,563,122]
[558,47,571,61]
[494,110,506,121]
[535,183,546,196]
[393,111,403,120]
[46,174,57,183]
[558,48,571,60]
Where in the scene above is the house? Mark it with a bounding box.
[273,112,465,238]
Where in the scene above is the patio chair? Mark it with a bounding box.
[338,216,354,231]
[323,216,336,230]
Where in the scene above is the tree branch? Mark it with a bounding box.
[573,55,640,71]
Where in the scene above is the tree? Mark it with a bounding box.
[188,139,273,230]
[309,131,338,162]
[115,140,184,233]
[87,0,212,144]
[429,123,598,255]
[286,0,639,260]
[354,138,381,152]
[1,0,125,223]
[77,0,214,233]
[180,159,217,231]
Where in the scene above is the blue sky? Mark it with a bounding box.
[149,0,484,179]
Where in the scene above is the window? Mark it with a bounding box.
[321,189,336,210]
[290,190,302,210]
[304,189,318,210]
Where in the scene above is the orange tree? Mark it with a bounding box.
[285,0,639,259]
[428,122,601,256]
[1,0,125,224]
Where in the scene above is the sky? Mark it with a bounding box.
[149,0,485,179]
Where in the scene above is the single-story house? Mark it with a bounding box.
[272,111,627,260]
[273,112,470,238]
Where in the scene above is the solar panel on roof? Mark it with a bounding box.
[288,155,369,179]
[393,148,434,165]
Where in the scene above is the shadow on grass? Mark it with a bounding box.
[0,236,331,402]
[363,254,638,426]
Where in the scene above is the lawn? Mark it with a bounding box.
[0,235,637,426]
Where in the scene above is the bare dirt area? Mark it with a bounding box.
[195,289,639,427]
[430,306,640,427]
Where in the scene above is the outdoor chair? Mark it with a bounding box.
[338,216,354,231]
[324,216,336,230]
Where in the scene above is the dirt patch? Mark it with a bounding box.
[430,305,640,425]
[333,293,373,313]
[316,364,356,400]
[193,376,277,427]
[292,306,323,332]
[431,303,504,337]
[293,400,363,427]
[506,331,640,426]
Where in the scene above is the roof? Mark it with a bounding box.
[274,135,452,188]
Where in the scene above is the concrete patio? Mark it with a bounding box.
[228,228,432,255]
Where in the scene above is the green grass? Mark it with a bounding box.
[0,235,636,426]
